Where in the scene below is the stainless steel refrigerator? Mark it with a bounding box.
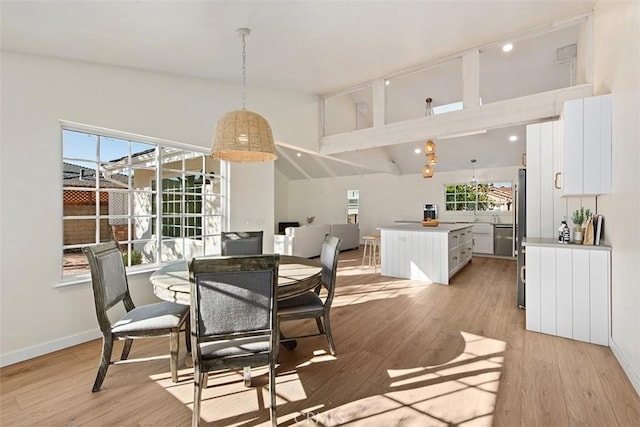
[516,168,526,308]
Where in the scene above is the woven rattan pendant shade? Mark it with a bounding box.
[211,28,277,163]
[212,109,276,162]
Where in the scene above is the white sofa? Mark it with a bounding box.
[274,223,360,258]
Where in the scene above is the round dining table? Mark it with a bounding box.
[150,255,322,305]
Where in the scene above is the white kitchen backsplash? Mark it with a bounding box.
[439,211,513,224]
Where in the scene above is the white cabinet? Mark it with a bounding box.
[526,121,564,239]
[562,94,612,196]
[471,223,494,254]
[448,228,473,276]
[525,240,610,346]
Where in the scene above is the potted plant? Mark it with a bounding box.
[571,207,591,244]
[123,250,143,266]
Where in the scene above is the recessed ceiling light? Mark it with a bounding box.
[296,152,302,157]
[509,135,518,142]
[414,148,421,154]
[385,79,390,86]
[502,43,514,53]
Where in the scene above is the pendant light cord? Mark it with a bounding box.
[241,32,247,110]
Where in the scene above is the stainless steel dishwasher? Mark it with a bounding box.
[494,224,514,257]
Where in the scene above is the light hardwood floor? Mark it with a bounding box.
[2,248,639,426]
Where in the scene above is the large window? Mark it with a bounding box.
[445,181,513,212]
[62,127,226,279]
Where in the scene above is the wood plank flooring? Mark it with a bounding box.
[2,248,639,426]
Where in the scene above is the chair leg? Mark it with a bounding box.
[184,314,191,353]
[92,336,114,392]
[170,330,179,383]
[323,312,336,356]
[243,366,252,387]
[193,368,205,427]
[361,241,368,269]
[121,338,133,360]
[202,373,208,389]
[269,360,277,427]
[315,317,325,334]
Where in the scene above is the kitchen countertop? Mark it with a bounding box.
[524,237,611,251]
[379,223,473,233]
[395,220,513,225]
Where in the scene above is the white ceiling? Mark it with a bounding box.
[1,0,596,179]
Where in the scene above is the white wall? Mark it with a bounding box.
[274,168,291,231]
[0,52,317,365]
[593,1,640,394]
[229,161,275,252]
[285,166,520,239]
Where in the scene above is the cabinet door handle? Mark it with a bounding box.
[520,265,526,284]
[554,172,562,190]
[522,153,527,167]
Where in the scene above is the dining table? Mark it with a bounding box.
[151,255,322,354]
[150,255,322,306]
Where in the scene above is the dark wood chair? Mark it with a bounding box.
[221,231,264,255]
[83,241,189,392]
[278,235,342,355]
[189,254,280,427]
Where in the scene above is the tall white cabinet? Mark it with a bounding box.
[524,239,610,346]
[526,121,564,239]
[524,95,613,347]
[562,94,612,196]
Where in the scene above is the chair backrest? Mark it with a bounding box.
[83,241,134,334]
[320,235,342,306]
[188,255,280,356]
[221,231,264,255]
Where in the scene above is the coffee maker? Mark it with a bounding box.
[423,204,438,220]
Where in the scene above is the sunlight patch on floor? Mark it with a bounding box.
[299,331,506,426]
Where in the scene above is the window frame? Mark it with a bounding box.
[60,121,228,285]
[444,181,513,212]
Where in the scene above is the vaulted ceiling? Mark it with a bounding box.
[1,0,597,179]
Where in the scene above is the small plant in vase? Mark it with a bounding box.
[571,207,591,244]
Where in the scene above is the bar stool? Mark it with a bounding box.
[361,234,380,272]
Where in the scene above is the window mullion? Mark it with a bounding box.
[127,140,132,263]
[181,156,186,257]
[155,146,162,263]
[95,135,101,244]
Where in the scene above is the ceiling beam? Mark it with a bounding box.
[320,84,593,155]
[275,141,400,175]
[275,146,313,181]
[333,151,402,175]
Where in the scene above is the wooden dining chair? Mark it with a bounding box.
[221,231,263,255]
[83,241,190,392]
[278,235,342,355]
[189,254,280,427]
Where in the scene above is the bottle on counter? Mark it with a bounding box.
[558,219,570,244]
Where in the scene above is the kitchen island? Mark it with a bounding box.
[379,223,473,285]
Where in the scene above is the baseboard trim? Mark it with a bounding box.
[0,329,101,368]
[610,336,640,397]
